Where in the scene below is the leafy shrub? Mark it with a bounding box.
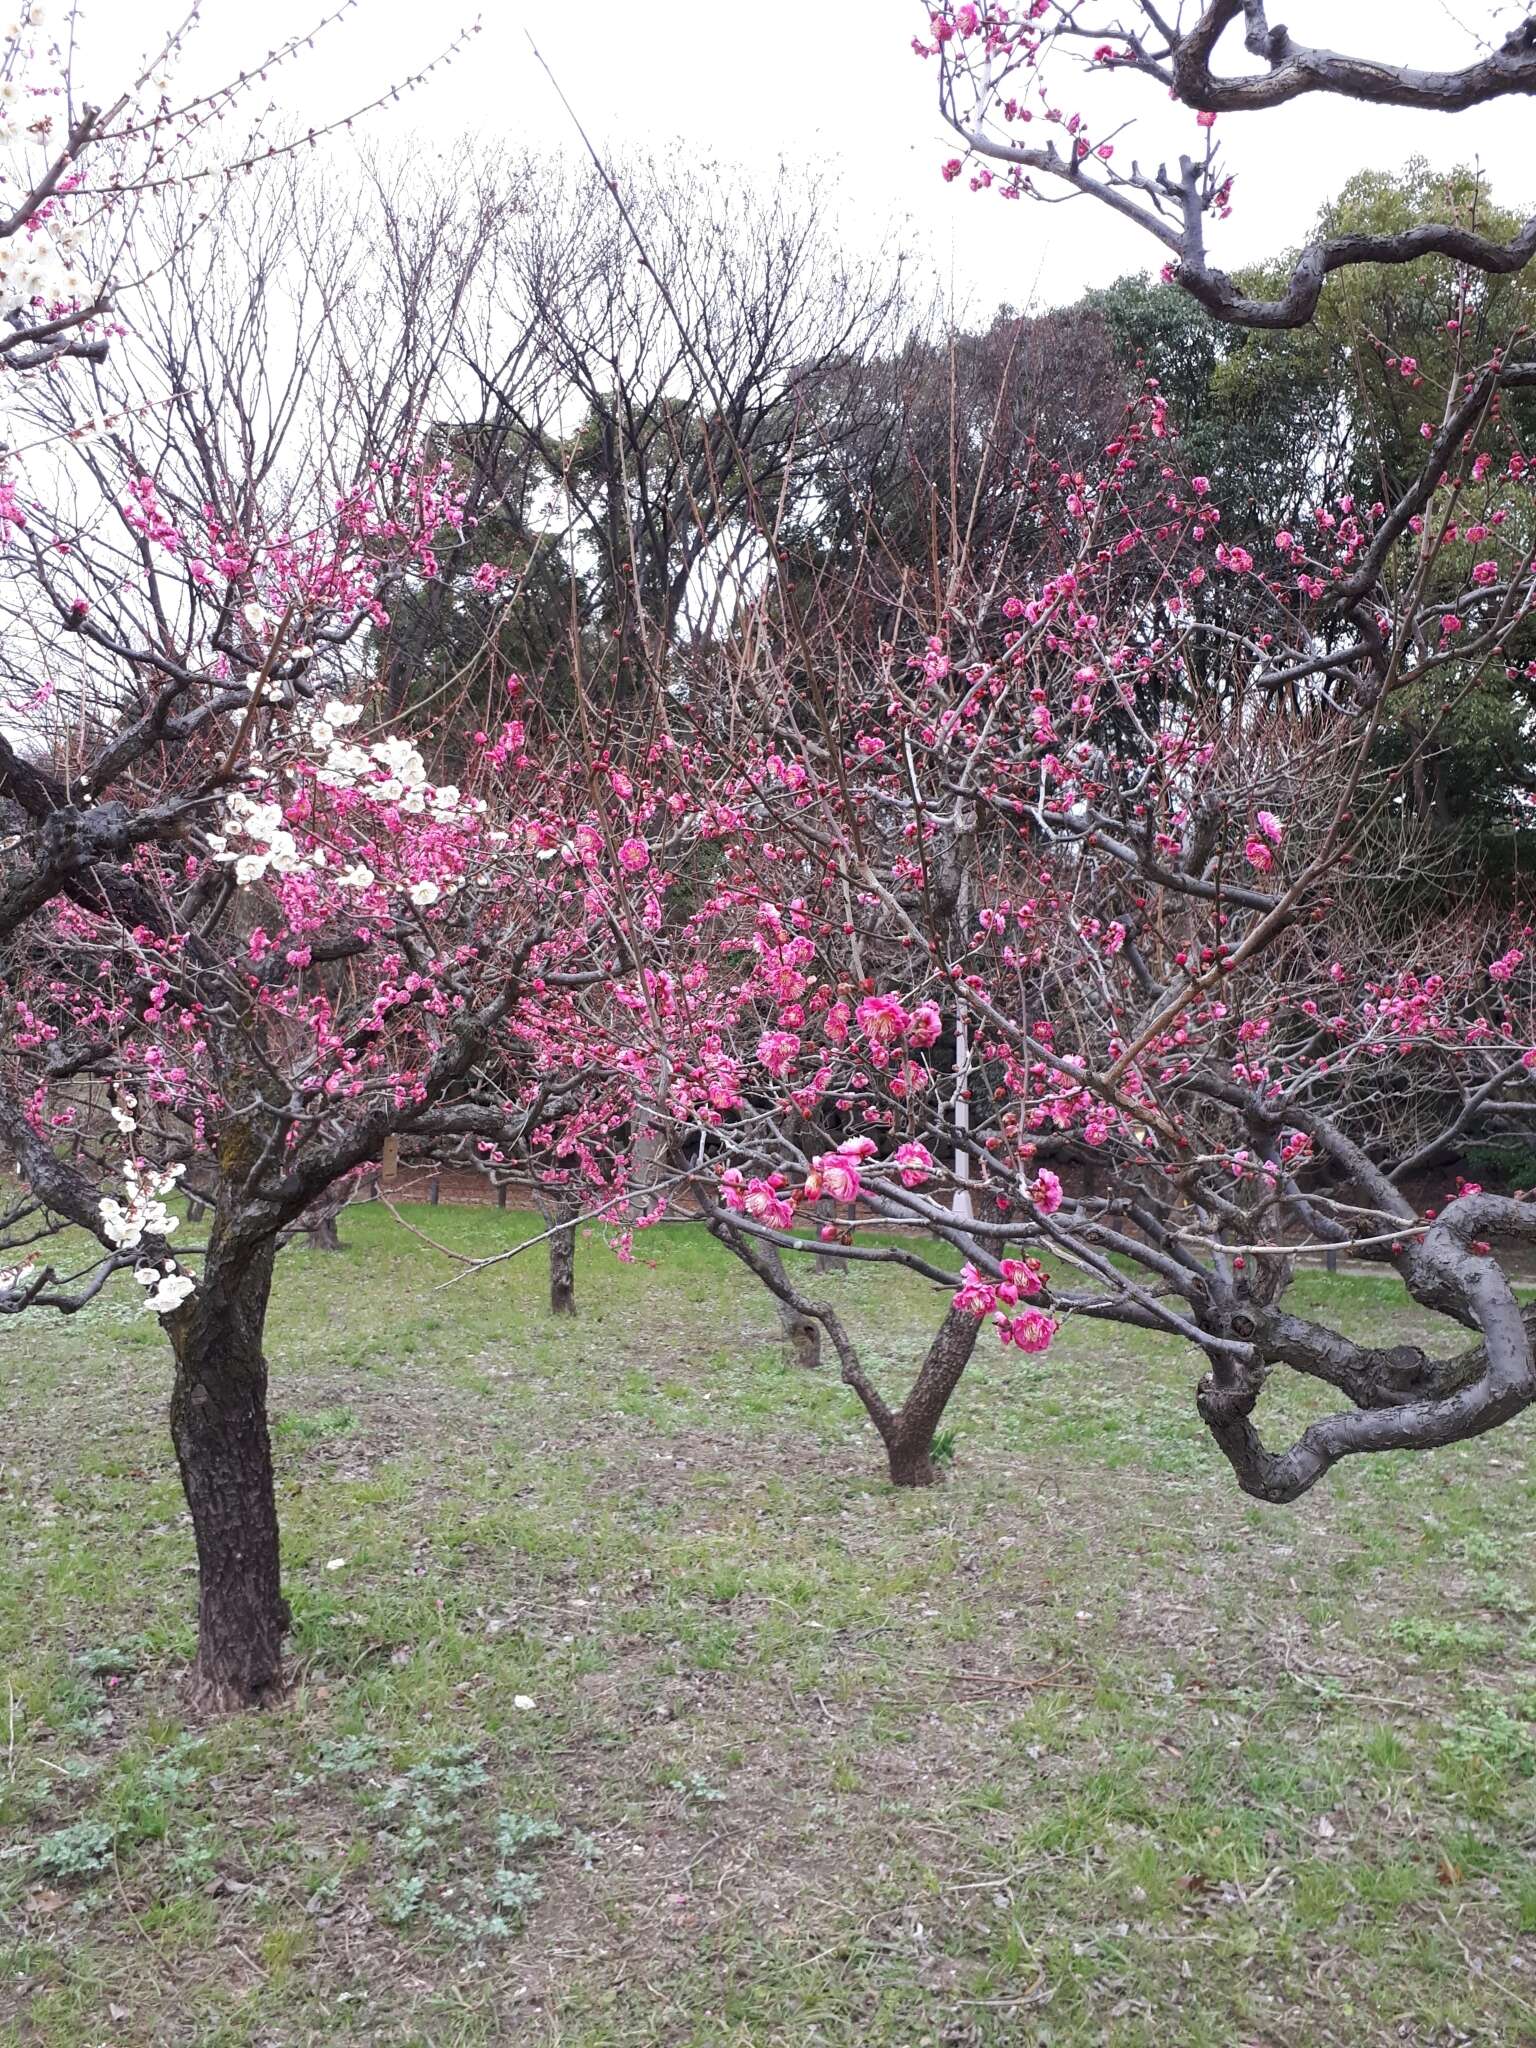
[34,1820,114,1882]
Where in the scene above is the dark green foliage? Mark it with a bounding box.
[1091,163,1536,898]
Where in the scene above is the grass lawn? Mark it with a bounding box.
[3,1203,1536,2045]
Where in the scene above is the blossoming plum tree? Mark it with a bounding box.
[609,0,1536,1485]
[6,0,1536,1719]
[920,2,1536,330]
[0,485,667,1703]
[577,381,1536,1490]
[0,0,520,1713]
[0,451,601,1703]
[0,4,477,380]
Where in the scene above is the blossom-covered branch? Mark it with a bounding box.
[920,4,1536,329]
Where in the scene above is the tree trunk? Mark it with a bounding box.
[886,1438,941,1488]
[166,1235,287,1710]
[304,1211,342,1252]
[710,1219,982,1479]
[880,1305,983,1488]
[754,1239,821,1365]
[548,1211,577,1316]
[776,1296,822,1369]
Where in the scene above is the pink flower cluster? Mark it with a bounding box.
[805,1136,877,1205]
[1245,809,1285,873]
[952,1256,1057,1352]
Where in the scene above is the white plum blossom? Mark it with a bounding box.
[371,735,428,788]
[308,697,363,748]
[322,732,478,822]
[210,705,487,902]
[408,880,441,907]
[241,801,285,841]
[214,793,304,886]
[99,1159,185,1251]
[320,742,372,784]
[135,1265,196,1315]
[100,1198,146,1249]
[0,225,91,319]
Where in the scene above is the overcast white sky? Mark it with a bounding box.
[77,0,1536,321]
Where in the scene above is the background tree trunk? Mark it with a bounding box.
[757,1240,821,1366]
[304,1211,342,1252]
[776,1296,822,1369]
[886,1438,942,1487]
[538,1193,579,1315]
[548,1213,577,1315]
[166,1233,287,1710]
[710,1220,986,1471]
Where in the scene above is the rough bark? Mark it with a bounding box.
[1168,2,1536,116]
[886,1438,942,1488]
[304,1212,342,1253]
[881,1304,983,1488]
[166,1234,287,1710]
[940,6,1536,331]
[1197,1195,1536,1502]
[548,1210,577,1316]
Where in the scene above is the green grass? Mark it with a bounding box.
[3,1204,1536,2044]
